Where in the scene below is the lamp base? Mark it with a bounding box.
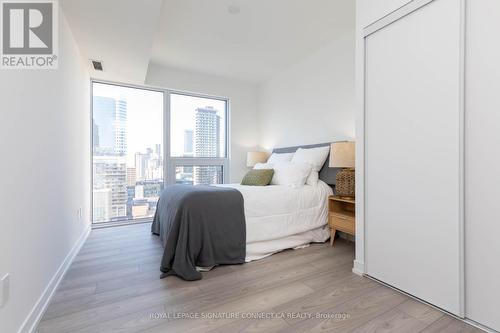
[335,168,355,199]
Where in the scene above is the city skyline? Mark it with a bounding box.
[92,83,226,223]
[92,83,164,223]
[93,83,163,168]
[170,93,226,158]
[92,84,227,164]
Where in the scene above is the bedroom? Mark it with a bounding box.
[1,0,499,333]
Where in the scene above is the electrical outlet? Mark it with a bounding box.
[0,273,10,308]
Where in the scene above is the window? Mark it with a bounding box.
[92,83,164,224]
[92,82,229,225]
[170,93,227,158]
[175,165,224,185]
[168,93,229,186]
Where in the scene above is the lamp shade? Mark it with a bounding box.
[247,151,269,167]
[329,142,355,168]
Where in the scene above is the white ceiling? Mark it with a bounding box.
[61,0,354,84]
[151,0,354,82]
[61,0,163,83]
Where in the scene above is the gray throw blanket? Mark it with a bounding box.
[151,185,246,281]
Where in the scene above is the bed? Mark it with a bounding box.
[218,178,332,261]
[152,143,341,280]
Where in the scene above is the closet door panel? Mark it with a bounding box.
[365,0,462,315]
[358,0,412,28]
[465,0,500,330]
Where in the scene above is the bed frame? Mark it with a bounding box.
[272,142,342,186]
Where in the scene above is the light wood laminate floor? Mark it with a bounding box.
[36,223,482,333]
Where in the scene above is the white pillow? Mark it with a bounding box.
[306,170,319,186]
[253,162,273,170]
[270,161,312,188]
[267,152,294,164]
[291,146,330,185]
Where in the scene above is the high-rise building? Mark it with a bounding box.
[126,167,137,186]
[195,106,220,158]
[92,96,127,156]
[184,129,194,157]
[154,144,162,156]
[193,165,222,185]
[93,155,127,219]
[146,156,162,180]
[135,152,148,181]
[194,106,222,184]
[93,96,114,154]
[115,98,128,155]
[135,148,163,181]
[92,96,128,223]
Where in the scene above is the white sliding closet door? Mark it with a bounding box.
[364,0,463,315]
[465,0,500,330]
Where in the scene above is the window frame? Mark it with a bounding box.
[90,79,231,226]
[165,90,230,185]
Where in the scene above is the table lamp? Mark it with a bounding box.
[246,151,269,168]
[329,142,355,198]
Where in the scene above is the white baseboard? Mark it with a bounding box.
[464,319,499,333]
[352,259,365,276]
[18,224,91,333]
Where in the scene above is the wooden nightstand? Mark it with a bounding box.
[329,196,355,246]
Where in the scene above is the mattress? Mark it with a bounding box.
[217,180,333,260]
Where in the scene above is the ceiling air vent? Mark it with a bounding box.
[91,60,103,71]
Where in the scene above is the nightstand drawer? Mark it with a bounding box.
[328,195,355,246]
[329,213,355,234]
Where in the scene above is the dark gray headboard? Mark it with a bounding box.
[272,142,341,186]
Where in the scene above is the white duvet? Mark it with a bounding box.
[217,180,333,261]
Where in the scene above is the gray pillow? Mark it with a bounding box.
[241,169,274,186]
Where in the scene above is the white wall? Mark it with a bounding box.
[146,9,356,181]
[257,31,356,150]
[0,10,90,333]
[354,0,367,275]
[145,64,260,183]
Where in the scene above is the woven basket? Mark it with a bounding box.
[336,169,355,198]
